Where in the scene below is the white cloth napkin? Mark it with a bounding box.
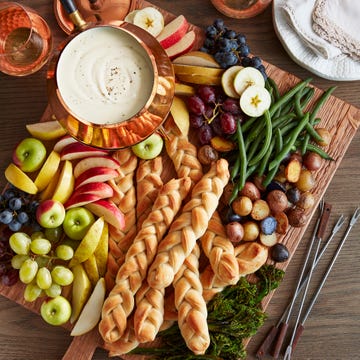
[312,0,360,61]
[281,0,342,59]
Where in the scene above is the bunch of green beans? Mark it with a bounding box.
[229,77,335,204]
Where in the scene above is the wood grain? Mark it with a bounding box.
[0,1,359,360]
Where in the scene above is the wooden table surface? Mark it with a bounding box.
[0,1,359,359]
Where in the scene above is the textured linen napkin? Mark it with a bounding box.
[312,0,360,61]
[281,0,342,59]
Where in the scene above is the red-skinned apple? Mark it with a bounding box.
[156,15,189,49]
[74,167,119,189]
[53,135,78,153]
[165,30,196,59]
[64,193,102,210]
[36,199,66,228]
[60,142,109,161]
[73,156,120,178]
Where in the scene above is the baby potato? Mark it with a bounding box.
[259,232,278,247]
[226,222,244,244]
[296,169,315,192]
[266,190,288,214]
[287,207,308,227]
[242,221,260,241]
[232,196,253,216]
[239,181,261,201]
[274,212,289,234]
[297,191,315,210]
[315,128,332,147]
[251,199,270,221]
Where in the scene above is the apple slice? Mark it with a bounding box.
[156,15,189,49]
[73,155,120,179]
[70,277,106,336]
[221,65,244,99]
[64,193,102,210]
[34,150,61,192]
[52,160,75,204]
[170,96,190,137]
[172,50,221,68]
[5,163,38,194]
[74,167,119,189]
[69,182,114,199]
[26,120,67,141]
[60,142,109,161]
[166,30,196,59]
[69,216,105,268]
[53,135,78,153]
[85,199,125,230]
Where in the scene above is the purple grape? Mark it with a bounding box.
[2,268,18,286]
[17,211,29,225]
[190,114,204,129]
[8,197,22,211]
[0,210,13,225]
[188,95,205,115]
[198,85,216,104]
[198,124,213,145]
[8,219,21,232]
[220,112,237,134]
[222,98,241,114]
[204,105,215,120]
[210,116,224,137]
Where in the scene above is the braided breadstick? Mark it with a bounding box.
[99,177,192,343]
[200,242,269,302]
[147,159,230,290]
[173,243,210,355]
[105,149,138,291]
[136,157,163,230]
[200,211,239,284]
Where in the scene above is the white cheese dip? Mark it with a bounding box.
[56,26,154,125]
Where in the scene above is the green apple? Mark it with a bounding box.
[36,199,66,228]
[63,207,95,240]
[131,133,164,160]
[12,137,47,172]
[40,295,72,326]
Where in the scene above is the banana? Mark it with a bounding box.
[221,65,244,98]
[239,85,271,117]
[133,7,164,37]
[233,67,265,96]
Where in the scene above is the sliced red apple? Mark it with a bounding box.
[71,182,114,198]
[64,193,102,209]
[85,199,125,229]
[73,156,120,179]
[156,15,189,49]
[53,135,78,153]
[74,167,119,189]
[166,30,196,60]
[60,142,109,161]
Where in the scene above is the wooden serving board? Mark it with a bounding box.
[1,1,360,360]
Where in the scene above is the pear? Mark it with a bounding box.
[70,277,106,336]
[93,221,108,277]
[170,96,190,137]
[69,216,105,268]
[70,263,92,324]
[83,254,100,287]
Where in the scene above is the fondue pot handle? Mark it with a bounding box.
[59,0,88,30]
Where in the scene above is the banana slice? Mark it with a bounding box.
[233,67,265,96]
[124,9,139,23]
[133,7,164,37]
[221,65,243,98]
[239,85,271,117]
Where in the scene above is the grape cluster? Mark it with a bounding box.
[200,18,267,78]
[188,85,246,145]
[0,227,18,286]
[9,231,74,302]
[0,186,40,232]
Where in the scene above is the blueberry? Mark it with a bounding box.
[8,219,22,232]
[8,197,22,211]
[0,210,13,225]
[261,216,277,235]
[17,212,29,225]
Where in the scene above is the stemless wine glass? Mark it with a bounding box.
[211,0,272,19]
[0,2,52,76]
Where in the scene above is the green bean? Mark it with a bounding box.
[241,116,258,133]
[269,113,310,170]
[257,140,275,177]
[306,143,334,160]
[275,127,283,152]
[247,131,264,162]
[230,155,241,181]
[269,78,312,117]
[309,86,336,123]
[272,112,296,129]
[266,77,281,101]
[248,110,272,166]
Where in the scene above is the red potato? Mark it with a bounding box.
[287,207,308,227]
[266,190,288,214]
[226,222,244,243]
[239,181,261,201]
[303,152,322,171]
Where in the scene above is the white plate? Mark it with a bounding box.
[272,0,360,81]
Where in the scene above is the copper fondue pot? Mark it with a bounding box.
[47,0,175,149]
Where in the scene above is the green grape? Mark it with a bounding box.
[36,267,52,290]
[55,244,74,261]
[24,282,43,302]
[35,255,50,268]
[19,259,39,284]
[45,283,62,298]
[31,231,45,241]
[51,265,74,286]
[30,238,52,255]
[9,232,31,255]
[44,226,63,242]
[11,254,29,269]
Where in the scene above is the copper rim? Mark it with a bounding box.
[210,0,272,19]
[47,22,175,149]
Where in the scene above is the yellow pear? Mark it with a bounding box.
[170,96,190,137]
[70,263,92,324]
[34,150,61,191]
[83,254,100,287]
[5,163,38,194]
[93,221,108,277]
[70,277,106,336]
[172,51,221,68]
[26,120,67,141]
[174,83,195,96]
[69,216,105,268]
[52,160,75,204]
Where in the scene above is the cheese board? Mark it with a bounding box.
[0,1,360,360]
